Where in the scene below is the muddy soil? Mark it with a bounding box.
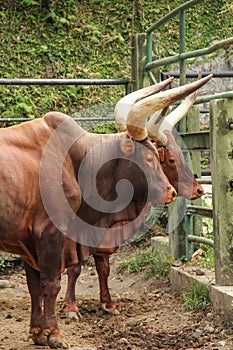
[0,241,233,350]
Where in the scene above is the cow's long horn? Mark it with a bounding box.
[115,77,174,132]
[147,90,199,143]
[163,90,198,131]
[126,74,212,141]
[146,109,168,145]
[161,70,204,130]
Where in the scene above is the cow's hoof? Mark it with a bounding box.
[48,336,70,349]
[101,303,120,315]
[65,311,82,320]
[31,333,48,346]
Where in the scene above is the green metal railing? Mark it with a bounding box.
[143,0,233,285]
[146,0,233,88]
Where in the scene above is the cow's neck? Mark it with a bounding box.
[69,131,126,174]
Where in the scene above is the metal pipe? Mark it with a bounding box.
[186,205,213,218]
[172,91,233,105]
[0,78,131,86]
[161,71,233,79]
[194,91,233,104]
[201,169,211,176]
[178,9,187,134]
[196,178,212,184]
[179,9,186,86]
[187,234,214,247]
[146,32,153,64]
[0,117,115,123]
[146,37,233,70]
[146,0,201,34]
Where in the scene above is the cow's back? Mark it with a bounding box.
[0,119,50,226]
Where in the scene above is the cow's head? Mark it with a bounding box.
[115,73,212,200]
[116,136,177,206]
[154,131,203,200]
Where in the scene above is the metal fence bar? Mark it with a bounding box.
[194,91,233,104]
[161,71,233,79]
[196,178,212,185]
[146,0,201,64]
[186,205,213,218]
[0,117,115,123]
[187,235,214,247]
[0,78,130,86]
[146,37,233,71]
[146,0,201,34]
[0,78,131,95]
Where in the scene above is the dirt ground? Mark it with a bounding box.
[0,241,233,350]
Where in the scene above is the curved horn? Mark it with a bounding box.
[147,89,199,143]
[114,77,174,132]
[162,70,204,130]
[126,74,212,141]
[146,109,168,145]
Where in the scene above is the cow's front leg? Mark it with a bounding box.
[64,264,82,320]
[23,262,47,346]
[37,228,70,349]
[94,254,119,315]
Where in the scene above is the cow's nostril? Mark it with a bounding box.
[197,188,203,195]
[172,190,177,198]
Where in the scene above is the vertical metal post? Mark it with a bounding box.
[168,9,192,262]
[210,98,233,285]
[146,32,153,65]
[179,9,186,88]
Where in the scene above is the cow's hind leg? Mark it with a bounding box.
[64,264,82,320]
[23,262,47,346]
[94,254,119,314]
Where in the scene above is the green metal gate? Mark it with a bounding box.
[131,0,233,285]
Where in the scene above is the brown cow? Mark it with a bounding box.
[0,78,205,348]
[63,75,212,320]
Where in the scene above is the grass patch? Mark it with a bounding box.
[118,247,172,279]
[195,244,215,270]
[0,0,232,119]
[182,280,211,311]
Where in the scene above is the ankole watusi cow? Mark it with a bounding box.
[0,74,212,348]
[63,74,212,321]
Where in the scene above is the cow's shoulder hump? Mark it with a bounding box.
[42,111,71,130]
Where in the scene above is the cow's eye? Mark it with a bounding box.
[169,158,175,164]
[146,156,154,163]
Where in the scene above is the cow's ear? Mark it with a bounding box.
[120,138,135,156]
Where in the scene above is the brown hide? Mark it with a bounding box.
[0,111,174,348]
[156,130,203,200]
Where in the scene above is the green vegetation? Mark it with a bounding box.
[182,279,211,311]
[118,247,172,279]
[0,0,232,120]
[0,256,5,268]
[201,156,209,169]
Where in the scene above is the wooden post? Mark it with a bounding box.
[210,98,233,285]
[131,33,160,90]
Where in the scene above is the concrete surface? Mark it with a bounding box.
[152,236,233,322]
